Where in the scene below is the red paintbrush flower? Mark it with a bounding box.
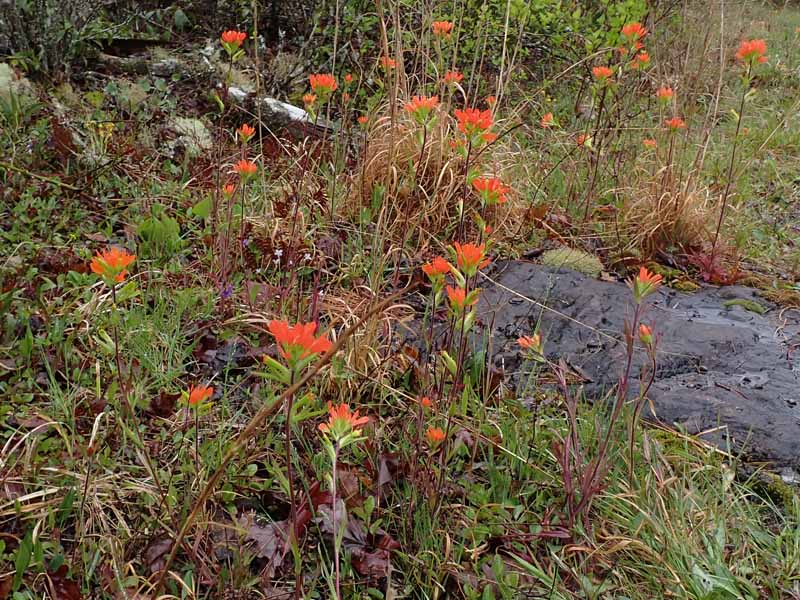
[90,247,136,284]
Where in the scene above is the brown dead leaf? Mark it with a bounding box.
[147,390,180,418]
[47,565,83,600]
[143,538,173,575]
[238,511,289,566]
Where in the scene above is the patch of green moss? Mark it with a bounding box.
[672,280,700,292]
[541,248,603,277]
[722,298,767,315]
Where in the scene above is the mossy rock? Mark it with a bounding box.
[541,248,603,277]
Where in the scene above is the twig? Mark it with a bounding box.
[0,162,80,191]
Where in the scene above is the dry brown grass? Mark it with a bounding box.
[623,181,714,258]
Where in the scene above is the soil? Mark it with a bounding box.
[475,261,800,471]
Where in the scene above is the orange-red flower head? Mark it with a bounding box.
[357,115,369,126]
[302,93,317,107]
[237,123,255,144]
[422,256,453,283]
[540,112,554,128]
[344,73,353,84]
[309,74,337,103]
[419,396,433,409]
[233,159,258,180]
[638,323,653,345]
[627,266,663,303]
[664,116,686,132]
[404,95,439,124]
[621,22,647,41]
[630,51,650,70]
[432,21,454,38]
[90,247,136,284]
[453,241,489,277]
[485,95,497,107]
[443,70,463,85]
[454,108,493,142]
[592,66,614,83]
[643,138,657,149]
[221,30,247,50]
[472,177,510,206]
[517,334,542,353]
[736,39,767,64]
[426,426,446,445]
[318,402,370,441]
[380,56,396,70]
[656,86,674,103]
[268,320,333,364]
[446,285,477,311]
[188,384,214,407]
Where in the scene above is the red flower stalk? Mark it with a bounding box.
[446,285,477,311]
[627,266,663,303]
[90,247,136,284]
[664,116,686,132]
[453,241,489,277]
[638,323,653,345]
[736,39,767,64]
[621,22,647,41]
[268,320,333,363]
[237,123,255,144]
[422,256,453,280]
[630,51,650,69]
[404,95,439,124]
[432,21,454,38]
[221,30,247,48]
[443,70,463,85]
[426,426,446,445]
[309,74,337,104]
[656,86,674,102]
[592,66,614,83]
[188,384,214,406]
[518,334,542,353]
[318,402,369,439]
[454,108,493,142]
[472,177,510,205]
[233,159,258,179]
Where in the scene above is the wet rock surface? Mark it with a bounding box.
[477,261,800,469]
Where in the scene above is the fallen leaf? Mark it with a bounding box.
[143,537,172,575]
[147,390,180,418]
[48,565,83,600]
[238,511,289,569]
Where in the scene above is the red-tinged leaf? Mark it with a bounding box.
[0,576,12,599]
[147,390,180,418]
[143,537,173,575]
[48,565,83,600]
[238,511,289,574]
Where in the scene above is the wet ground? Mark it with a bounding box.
[474,261,800,471]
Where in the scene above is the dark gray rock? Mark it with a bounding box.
[475,261,800,469]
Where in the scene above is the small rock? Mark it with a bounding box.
[168,116,213,156]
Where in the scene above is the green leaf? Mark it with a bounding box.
[190,196,212,220]
[173,8,190,31]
